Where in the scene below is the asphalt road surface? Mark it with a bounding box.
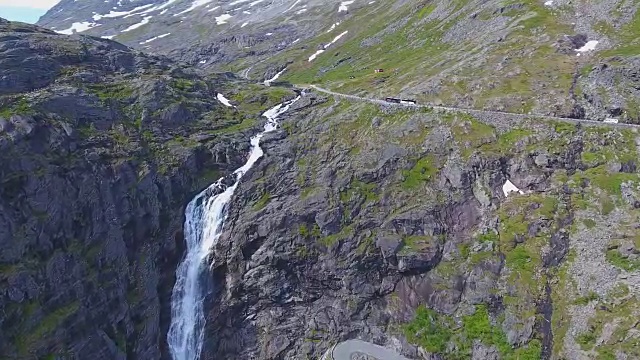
[322,340,412,360]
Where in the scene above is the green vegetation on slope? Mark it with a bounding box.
[404,305,541,359]
[277,0,585,114]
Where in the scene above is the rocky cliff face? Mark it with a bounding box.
[202,93,640,359]
[0,18,294,359]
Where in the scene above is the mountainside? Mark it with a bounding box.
[204,93,640,360]
[268,0,640,122]
[8,0,640,360]
[0,18,294,359]
[36,0,359,74]
[39,0,640,123]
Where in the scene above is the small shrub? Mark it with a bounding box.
[576,331,596,350]
[583,218,596,229]
[253,192,270,211]
[601,197,615,215]
[403,306,452,354]
[606,249,640,271]
[402,156,437,189]
[574,291,599,305]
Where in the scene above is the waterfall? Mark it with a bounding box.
[167,96,301,360]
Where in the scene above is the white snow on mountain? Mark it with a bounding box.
[175,0,215,16]
[308,49,325,62]
[92,4,154,21]
[216,14,232,24]
[576,40,599,53]
[284,0,301,12]
[339,0,354,12]
[327,22,340,32]
[309,30,348,61]
[122,16,152,32]
[264,68,287,86]
[140,32,171,44]
[58,21,100,34]
[217,93,235,107]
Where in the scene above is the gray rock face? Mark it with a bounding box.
[472,341,499,360]
[192,97,508,359]
[0,19,266,359]
[578,57,640,122]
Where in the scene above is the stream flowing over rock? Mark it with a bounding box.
[168,97,300,360]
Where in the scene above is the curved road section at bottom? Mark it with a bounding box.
[326,340,411,360]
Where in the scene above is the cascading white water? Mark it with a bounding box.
[167,95,301,360]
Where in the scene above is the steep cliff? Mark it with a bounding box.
[0,18,294,359]
[204,93,640,359]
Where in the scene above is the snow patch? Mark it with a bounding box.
[175,0,215,15]
[217,93,235,107]
[139,32,171,44]
[576,40,598,54]
[309,31,348,61]
[339,0,354,12]
[284,0,301,12]
[544,0,553,6]
[308,49,325,62]
[57,21,101,34]
[156,0,181,11]
[92,4,154,20]
[122,16,152,32]
[328,30,348,47]
[216,14,232,24]
[502,180,524,197]
[327,22,340,33]
[264,68,286,86]
[241,22,249,27]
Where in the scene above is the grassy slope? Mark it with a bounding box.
[267,0,639,117]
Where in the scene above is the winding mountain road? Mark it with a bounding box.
[300,84,640,129]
